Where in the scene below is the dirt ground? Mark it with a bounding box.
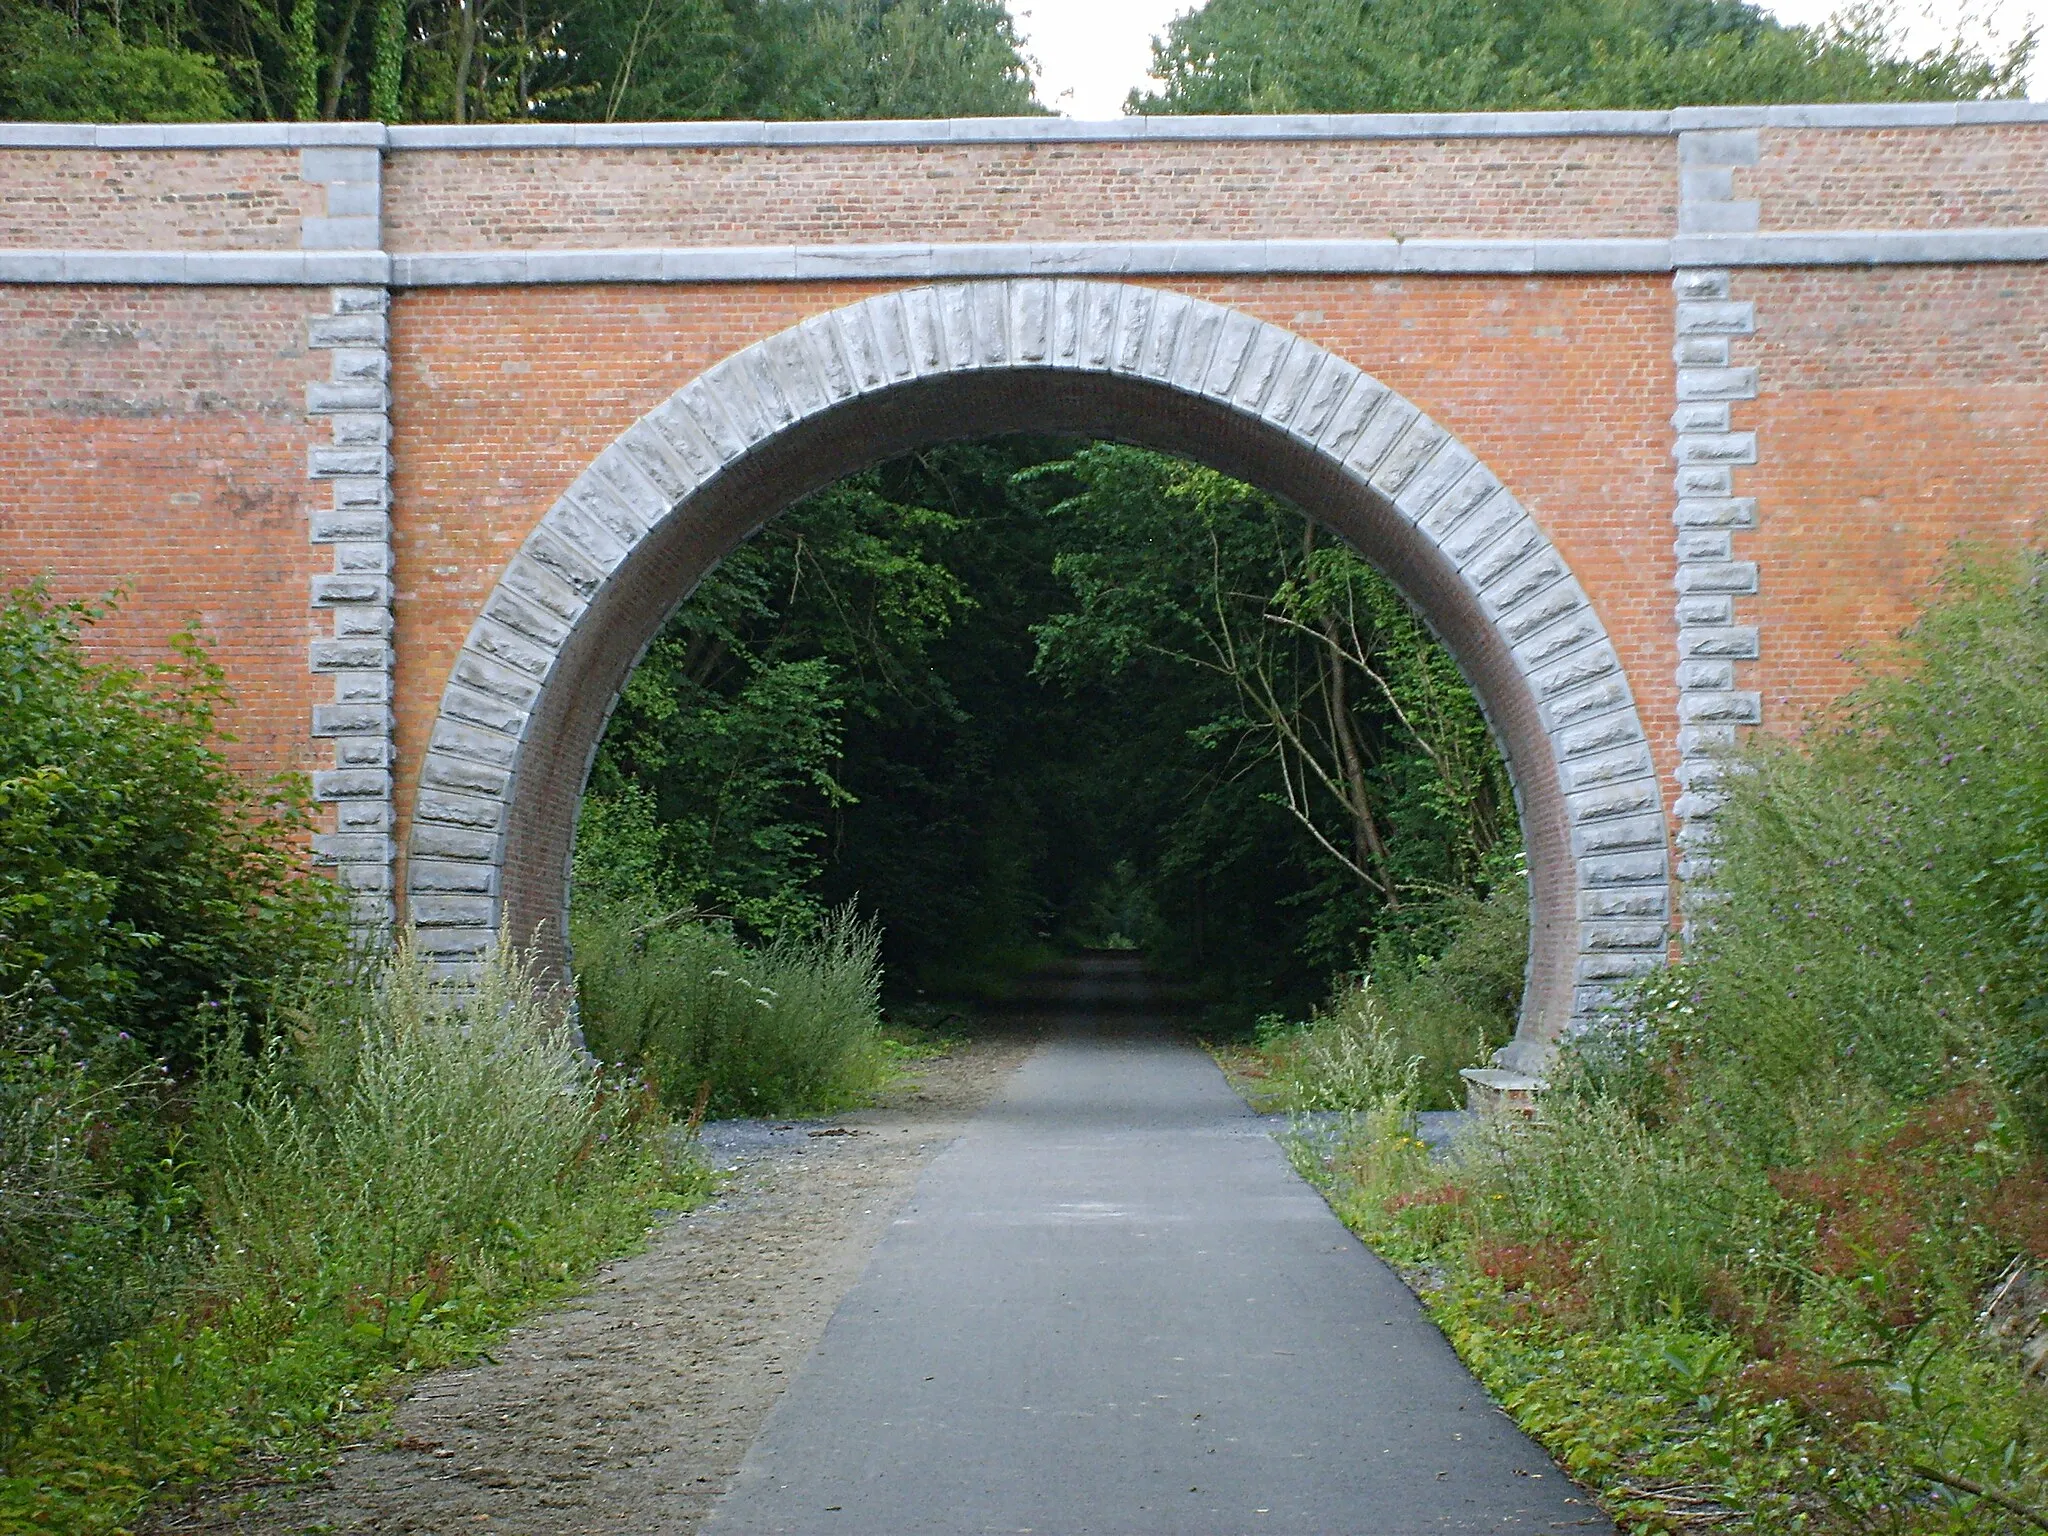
[171,1024,1042,1536]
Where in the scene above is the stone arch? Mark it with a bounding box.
[406,280,1669,1071]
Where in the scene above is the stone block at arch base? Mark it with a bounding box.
[407,280,1672,1075]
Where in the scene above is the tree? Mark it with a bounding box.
[1030,446,1511,926]
[761,0,1035,118]
[0,2,237,120]
[1131,0,2033,115]
[0,0,1040,123]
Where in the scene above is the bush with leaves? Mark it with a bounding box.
[0,584,343,1062]
[1675,554,2048,1156]
[1285,554,2048,1530]
[573,899,888,1116]
[0,1003,188,1460]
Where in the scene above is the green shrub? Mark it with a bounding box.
[1260,978,1421,1115]
[0,941,705,1531]
[572,900,888,1116]
[0,584,343,1061]
[1681,552,2048,1155]
[0,1004,189,1459]
[1290,555,2048,1530]
[1367,879,1529,1107]
[1246,879,1528,1111]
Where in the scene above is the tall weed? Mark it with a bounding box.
[1262,977,1421,1115]
[1,940,704,1531]
[1249,880,1526,1111]
[573,900,887,1116]
[1293,556,2048,1530]
[1367,879,1528,1107]
[198,941,616,1321]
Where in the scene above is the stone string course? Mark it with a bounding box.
[8,229,2048,289]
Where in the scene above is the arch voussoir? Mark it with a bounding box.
[406,279,1672,1064]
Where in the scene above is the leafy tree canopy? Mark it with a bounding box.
[0,0,1038,125]
[1131,0,2033,114]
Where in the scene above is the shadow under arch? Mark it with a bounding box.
[406,281,1669,1073]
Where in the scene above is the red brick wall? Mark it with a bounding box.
[0,285,329,783]
[382,136,1678,250]
[0,151,319,249]
[1734,263,2048,726]
[1749,125,2048,231]
[386,274,1677,851]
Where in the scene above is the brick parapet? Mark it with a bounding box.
[380,136,1678,251]
[0,149,321,251]
[1749,124,2048,232]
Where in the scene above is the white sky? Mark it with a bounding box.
[1013,0,2042,119]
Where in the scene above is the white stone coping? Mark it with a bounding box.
[1673,228,2048,265]
[389,238,1676,284]
[1,101,2045,153]
[0,251,392,283]
[0,122,389,147]
[7,229,2045,286]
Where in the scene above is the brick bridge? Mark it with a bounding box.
[4,106,2046,1070]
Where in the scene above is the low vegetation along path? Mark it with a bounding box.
[221,956,1599,1535]
[707,955,1600,1535]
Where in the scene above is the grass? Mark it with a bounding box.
[1295,1089,2048,1533]
[572,900,892,1117]
[0,942,715,1535]
[1250,555,2048,1532]
[1232,880,1527,1112]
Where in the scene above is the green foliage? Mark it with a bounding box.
[1134,0,2033,116]
[1241,878,1529,1110]
[0,6,236,121]
[1032,445,1516,960]
[1371,877,1531,1106]
[0,0,1040,124]
[0,584,343,1063]
[579,654,854,937]
[1259,977,1421,1115]
[761,0,1034,118]
[0,1007,186,1457]
[1680,553,2048,1155]
[0,942,710,1531]
[197,943,629,1314]
[1289,558,2048,1532]
[573,899,888,1115]
[583,441,1518,1020]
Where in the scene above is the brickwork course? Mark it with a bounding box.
[2,106,2044,1070]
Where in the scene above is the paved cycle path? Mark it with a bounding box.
[706,959,1606,1535]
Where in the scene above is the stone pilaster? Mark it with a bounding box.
[301,147,396,931]
[1671,128,1764,890]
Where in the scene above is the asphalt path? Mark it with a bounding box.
[705,957,1607,1535]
